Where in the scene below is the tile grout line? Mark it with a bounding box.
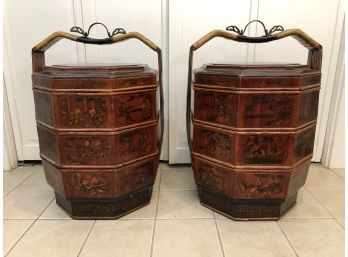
[5,219,38,257]
[213,214,226,257]
[37,198,56,220]
[327,168,345,181]
[77,220,96,257]
[306,189,339,219]
[4,191,55,256]
[5,166,40,194]
[276,222,300,257]
[149,166,163,257]
[334,218,345,229]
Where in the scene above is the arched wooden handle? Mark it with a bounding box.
[186,28,322,152]
[32,30,164,160]
[32,31,160,71]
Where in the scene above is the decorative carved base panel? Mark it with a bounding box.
[198,186,297,220]
[55,187,152,219]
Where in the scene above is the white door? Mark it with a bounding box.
[168,0,344,163]
[4,0,81,160]
[4,0,169,160]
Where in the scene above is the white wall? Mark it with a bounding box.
[322,25,345,168]
[3,82,18,171]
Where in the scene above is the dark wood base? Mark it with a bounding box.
[55,187,153,219]
[198,186,297,220]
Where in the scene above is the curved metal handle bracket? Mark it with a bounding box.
[226,20,284,37]
[70,22,126,38]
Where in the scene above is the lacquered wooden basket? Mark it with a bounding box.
[186,20,322,220]
[32,23,163,219]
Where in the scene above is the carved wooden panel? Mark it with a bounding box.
[118,125,157,163]
[300,74,321,86]
[37,125,59,163]
[235,172,289,199]
[53,79,112,90]
[241,77,294,88]
[194,75,239,88]
[287,161,310,196]
[68,172,114,198]
[193,157,232,196]
[239,135,290,165]
[119,160,155,196]
[194,90,238,126]
[193,126,235,164]
[114,91,156,127]
[114,76,156,89]
[60,135,113,165]
[32,75,53,89]
[33,90,54,126]
[298,90,320,125]
[239,94,294,127]
[42,159,65,196]
[57,95,110,128]
[293,126,316,163]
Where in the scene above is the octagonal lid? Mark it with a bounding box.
[195,62,320,77]
[37,63,157,78]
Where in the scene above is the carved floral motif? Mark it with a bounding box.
[198,130,232,156]
[65,137,111,164]
[60,96,107,127]
[120,130,152,157]
[196,92,228,122]
[239,174,283,197]
[242,135,286,164]
[198,164,225,193]
[75,174,111,195]
[121,163,153,192]
[244,95,292,126]
[119,94,152,123]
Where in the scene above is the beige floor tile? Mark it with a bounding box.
[4,191,10,198]
[80,220,153,257]
[39,200,72,220]
[160,170,196,191]
[278,218,344,257]
[160,162,192,171]
[217,220,296,257]
[153,168,161,191]
[336,218,345,228]
[304,168,344,190]
[7,220,93,257]
[3,220,35,255]
[3,166,37,191]
[310,190,344,218]
[332,168,345,179]
[4,191,54,219]
[283,190,331,218]
[14,168,53,192]
[122,191,158,219]
[153,219,223,257]
[309,163,330,172]
[157,190,213,219]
